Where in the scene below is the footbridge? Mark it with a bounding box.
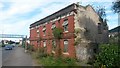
[0,34,26,38]
[0,34,28,48]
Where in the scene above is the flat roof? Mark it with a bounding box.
[109,26,120,33]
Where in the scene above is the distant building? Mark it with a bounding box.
[109,26,120,43]
[109,26,120,37]
[30,3,108,62]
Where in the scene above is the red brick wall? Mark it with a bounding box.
[46,40,52,54]
[39,26,43,37]
[68,15,74,33]
[30,15,75,58]
[30,28,37,47]
[30,28,37,40]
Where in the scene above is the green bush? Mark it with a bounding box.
[53,28,63,39]
[41,57,61,66]
[94,44,119,68]
[34,48,48,59]
[27,44,34,51]
[62,57,77,66]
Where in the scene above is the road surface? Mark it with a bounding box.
[2,46,34,66]
[0,47,2,67]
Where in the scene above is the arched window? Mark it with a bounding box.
[64,40,68,52]
[62,19,68,32]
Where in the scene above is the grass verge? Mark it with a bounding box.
[31,51,78,66]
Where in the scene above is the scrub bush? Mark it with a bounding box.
[94,44,119,68]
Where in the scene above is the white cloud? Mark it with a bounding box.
[0,0,44,21]
[0,0,77,22]
[81,0,114,2]
[0,0,118,37]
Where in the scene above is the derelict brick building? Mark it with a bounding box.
[30,3,108,62]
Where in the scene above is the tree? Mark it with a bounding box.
[96,6,106,19]
[94,6,109,30]
[8,40,15,44]
[1,40,5,47]
[53,28,63,57]
[95,6,107,22]
[112,0,120,13]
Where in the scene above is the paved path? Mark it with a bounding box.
[2,47,34,66]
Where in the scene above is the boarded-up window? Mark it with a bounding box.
[64,40,68,52]
[52,40,56,51]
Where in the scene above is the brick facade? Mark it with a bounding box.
[30,15,76,58]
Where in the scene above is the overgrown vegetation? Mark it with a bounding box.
[93,44,119,68]
[37,56,77,66]
[31,48,77,66]
[52,28,63,57]
[75,28,81,35]
[74,38,81,46]
[53,28,63,39]
[27,44,34,52]
[35,48,48,59]
[74,28,81,46]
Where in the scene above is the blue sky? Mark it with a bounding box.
[0,0,118,38]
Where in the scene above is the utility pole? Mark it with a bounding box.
[25,35,28,52]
